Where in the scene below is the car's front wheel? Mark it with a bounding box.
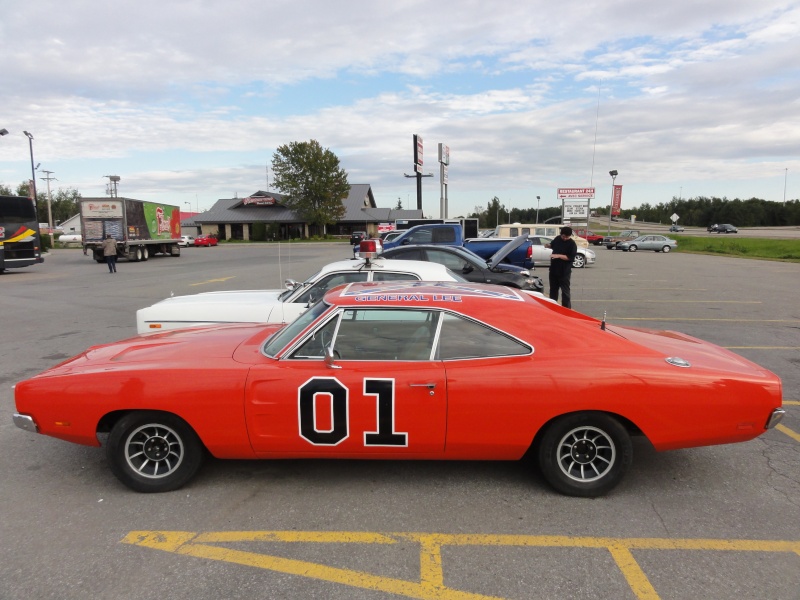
[662,245,671,253]
[107,411,204,493]
[572,254,586,268]
[537,412,632,497]
[628,245,637,252]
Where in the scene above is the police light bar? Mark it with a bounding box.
[358,239,381,259]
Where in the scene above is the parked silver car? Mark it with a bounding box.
[617,235,677,253]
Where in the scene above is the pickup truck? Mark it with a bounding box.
[603,229,640,250]
[381,223,534,269]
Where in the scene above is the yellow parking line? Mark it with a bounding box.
[584,300,762,303]
[189,276,236,286]
[724,346,800,350]
[122,531,800,600]
[784,400,800,406]
[776,424,800,443]
[610,318,800,323]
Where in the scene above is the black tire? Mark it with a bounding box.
[628,245,637,252]
[662,245,671,253]
[572,254,586,268]
[537,412,632,497]
[106,411,204,493]
[142,246,149,261]
[606,245,614,250]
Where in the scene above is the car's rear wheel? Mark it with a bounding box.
[572,254,586,268]
[662,245,671,253]
[628,245,637,252]
[538,412,632,497]
[107,411,204,493]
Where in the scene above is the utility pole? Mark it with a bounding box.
[39,170,57,244]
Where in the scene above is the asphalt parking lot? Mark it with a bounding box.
[1,244,798,600]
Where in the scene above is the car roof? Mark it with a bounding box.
[317,258,460,279]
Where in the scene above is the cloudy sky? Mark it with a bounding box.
[1,0,798,218]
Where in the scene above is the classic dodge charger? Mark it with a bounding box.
[14,281,784,497]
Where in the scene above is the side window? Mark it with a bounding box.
[290,314,340,359]
[431,228,456,243]
[521,228,531,235]
[294,272,368,304]
[426,249,469,272]
[509,227,519,237]
[436,313,530,360]
[373,271,422,282]
[386,248,423,261]
[330,309,439,361]
[406,227,432,244]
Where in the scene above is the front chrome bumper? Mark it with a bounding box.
[766,408,785,429]
[12,413,38,433]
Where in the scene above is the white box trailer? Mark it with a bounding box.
[81,198,182,263]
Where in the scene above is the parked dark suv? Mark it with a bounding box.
[349,231,367,245]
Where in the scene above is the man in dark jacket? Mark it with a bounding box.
[546,226,577,308]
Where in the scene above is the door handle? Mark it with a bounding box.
[409,383,436,389]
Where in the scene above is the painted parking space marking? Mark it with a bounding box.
[122,530,800,600]
[776,424,800,443]
[584,300,763,304]
[190,276,236,286]
[784,400,800,406]
[609,318,800,323]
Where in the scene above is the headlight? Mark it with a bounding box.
[586,249,596,258]
[519,270,530,276]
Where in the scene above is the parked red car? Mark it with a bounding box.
[574,229,604,245]
[12,281,784,497]
[194,234,218,247]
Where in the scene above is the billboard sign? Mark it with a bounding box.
[414,134,424,174]
[557,187,595,199]
[563,200,589,220]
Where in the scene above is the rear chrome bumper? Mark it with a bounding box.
[12,413,38,433]
[766,408,785,429]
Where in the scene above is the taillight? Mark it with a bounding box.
[526,245,532,258]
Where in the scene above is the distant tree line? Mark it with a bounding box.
[593,196,800,227]
[1,181,82,226]
[465,195,800,228]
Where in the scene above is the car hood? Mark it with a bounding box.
[30,324,282,378]
[488,234,529,269]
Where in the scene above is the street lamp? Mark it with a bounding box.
[535,196,541,224]
[607,170,618,235]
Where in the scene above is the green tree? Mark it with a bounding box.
[271,140,349,236]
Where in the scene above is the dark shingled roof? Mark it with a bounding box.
[193,185,423,225]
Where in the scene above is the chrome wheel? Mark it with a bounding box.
[124,423,184,479]
[537,412,632,497]
[628,245,637,252]
[555,426,614,483]
[662,245,671,253]
[572,254,586,268]
[107,411,204,492]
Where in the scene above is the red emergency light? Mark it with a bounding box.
[358,239,381,259]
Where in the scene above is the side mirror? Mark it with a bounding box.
[462,264,474,274]
[325,346,341,369]
[285,278,300,290]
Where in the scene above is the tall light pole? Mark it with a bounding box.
[535,195,541,224]
[606,170,618,235]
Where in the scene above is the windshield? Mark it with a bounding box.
[263,300,330,357]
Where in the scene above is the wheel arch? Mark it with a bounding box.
[97,409,210,454]
[524,410,644,459]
